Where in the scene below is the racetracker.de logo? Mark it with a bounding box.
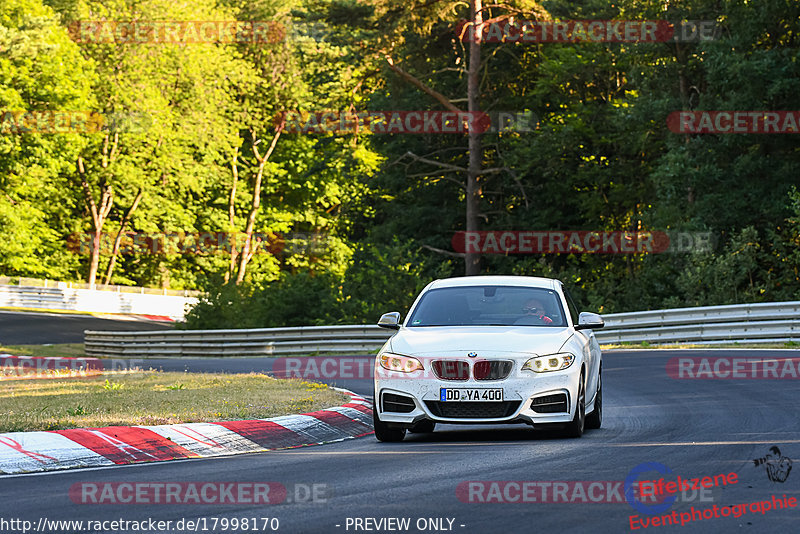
[1,355,110,380]
[67,21,285,44]
[0,110,150,134]
[451,231,713,254]
[455,480,691,504]
[69,482,329,505]
[667,357,800,379]
[272,356,533,381]
[66,232,284,256]
[276,111,535,135]
[667,111,800,134]
[272,357,375,380]
[456,20,718,43]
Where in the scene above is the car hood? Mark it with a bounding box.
[388,326,573,357]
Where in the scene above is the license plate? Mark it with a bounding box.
[440,388,504,402]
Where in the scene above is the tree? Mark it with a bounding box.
[0,0,95,278]
[355,0,547,275]
[60,0,248,285]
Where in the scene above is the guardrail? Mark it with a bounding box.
[84,325,393,357]
[1,284,198,320]
[83,301,800,358]
[596,301,800,345]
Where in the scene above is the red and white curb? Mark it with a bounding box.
[0,389,372,475]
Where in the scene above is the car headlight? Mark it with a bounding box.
[522,353,575,373]
[379,353,424,373]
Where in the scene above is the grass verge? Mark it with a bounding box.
[1,343,87,358]
[0,371,348,433]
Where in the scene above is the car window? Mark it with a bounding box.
[563,288,580,325]
[406,286,567,327]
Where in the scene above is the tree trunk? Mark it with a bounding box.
[78,132,119,285]
[78,156,113,286]
[236,150,267,284]
[674,42,696,206]
[225,146,240,283]
[102,188,143,287]
[385,2,489,274]
[235,125,283,284]
[465,0,483,276]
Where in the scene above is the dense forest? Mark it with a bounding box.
[1,0,799,327]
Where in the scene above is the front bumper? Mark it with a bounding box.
[374,355,582,426]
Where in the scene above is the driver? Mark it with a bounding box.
[515,298,553,325]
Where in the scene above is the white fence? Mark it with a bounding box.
[83,301,800,357]
[0,284,198,320]
[0,277,199,296]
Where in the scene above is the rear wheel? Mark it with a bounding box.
[563,373,585,438]
[586,366,602,430]
[372,401,406,442]
[408,420,436,433]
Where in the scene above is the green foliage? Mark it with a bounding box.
[183,272,341,328]
[0,0,94,277]
[2,0,800,327]
[183,240,447,327]
[102,379,122,391]
[66,405,87,416]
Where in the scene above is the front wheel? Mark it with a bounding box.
[563,374,585,438]
[585,366,602,430]
[373,401,406,442]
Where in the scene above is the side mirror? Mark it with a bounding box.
[575,312,604,331]
[377,312,402,330]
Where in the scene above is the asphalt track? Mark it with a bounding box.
[1,311,799,533]
[0,310,172,345]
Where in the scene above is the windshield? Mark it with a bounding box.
[406,286,567,327]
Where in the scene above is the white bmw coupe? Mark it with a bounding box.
[373,275,604,441]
